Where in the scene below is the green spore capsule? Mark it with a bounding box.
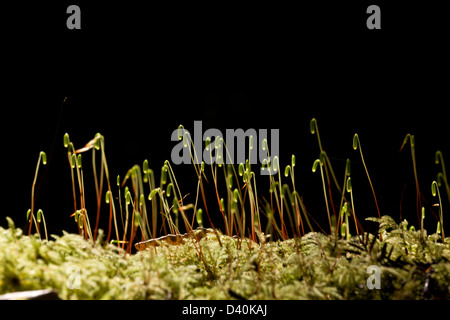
[432,180,438,197]
[215,136,222,149]
[78,211,84,229]
[143,171,149,183]
[435,150,442,165]
[262,138,268,151]
[166,183,173,197]
[238,163,244,176]
[233,189,239,203]
[217,146,223,167]
[143,159,149,174]
[341,202,349,218]
[341,223,347,238]
[346,158,351,176]
[272,156,279,172]
[134,211,141,227]
[437,173,444,187]
[177,125,184,141]
[346,177,352,192]
[172,197,178,213]
[40,152,47,165]
[26,209,31,221]
[312,159,321,173]
[310,118,317,134]
[37,209,43,223]
[353,134,359,150]
[148,188,160,200]
[105,190,111,204]
[125,191,131,205]
[94,135,101,150]
[261,159,267,170]
[71,154,77,169]
[63,133,70,148]
[284,165,291,178]
[243,169,249,181]
[161,164,168,185]
[77,154,82,169]
[196,208,203,226]
[228,173,233,189]
[183,132,190,148]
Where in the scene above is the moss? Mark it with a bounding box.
[1,216,450,299]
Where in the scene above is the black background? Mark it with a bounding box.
[2,1,449,239]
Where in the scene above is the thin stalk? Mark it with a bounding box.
[337,159,351,234]
[346,177,359,237]
[354,134,381,238]
[92,141,104,241]
[99,136,119,243]
[400,134,422,227]
[262,139,288,238]
[68,148,77,214]
[421,206,425,237]
[122,191,132,249]
[313,157,332,234]
[78,135,119,242]
[38,209,48,242]
[271,156,288,239]
[436,151,450,206]
[284,158,314,235]
[340,203,350,240]
[28,151,46,236]
[432,181,445,243]
[281,184,297,237]
[64,135,77,215]
[285,163,302,237]
[146,169,157,239]
[310,118,344,226]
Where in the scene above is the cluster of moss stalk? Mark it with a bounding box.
[1,118,449,299]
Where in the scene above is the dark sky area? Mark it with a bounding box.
[2,2,449,238]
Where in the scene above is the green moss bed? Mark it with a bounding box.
[1,216,449,300]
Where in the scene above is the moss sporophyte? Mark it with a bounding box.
[1,119,449,299]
